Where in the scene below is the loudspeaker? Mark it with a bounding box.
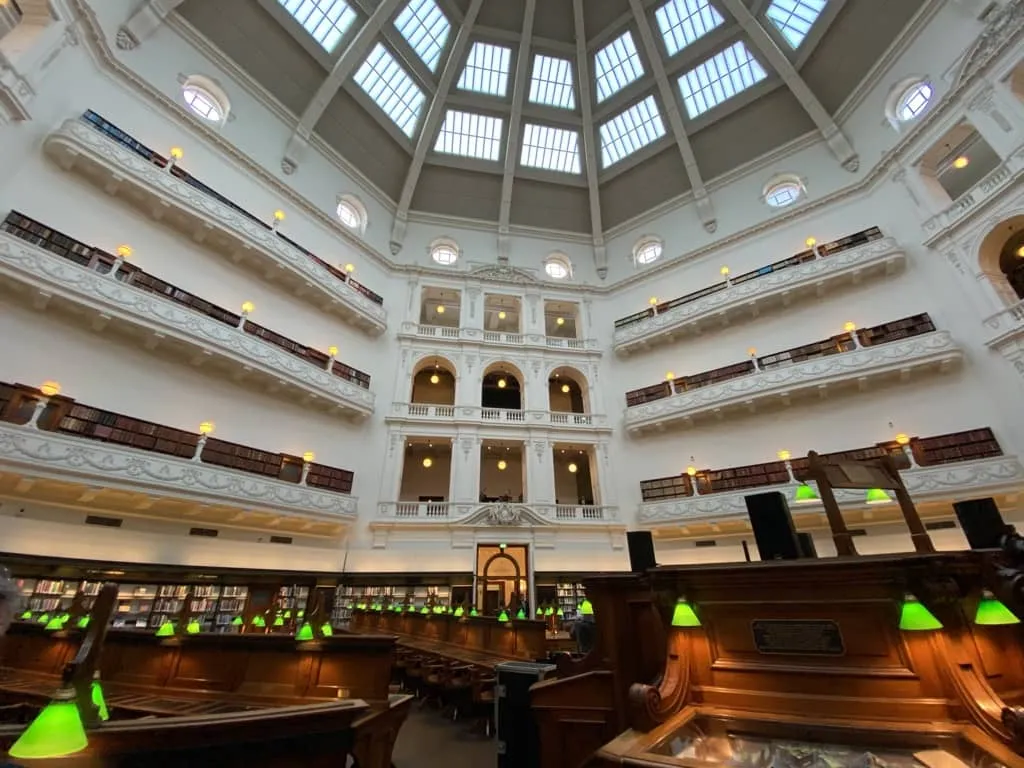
[495,661,557,767]
[746,491,801,561]
[797,532,818,559]
[953,497,1008,549]
[626,530,657,572]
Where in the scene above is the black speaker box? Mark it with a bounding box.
[746,491,801,561]
[797,532,818,559]
[953,497,1008,549]
[626,530,657,572]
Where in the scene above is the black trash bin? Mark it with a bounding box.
[494,660,557,767]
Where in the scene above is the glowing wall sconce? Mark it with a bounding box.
[974,591,1020,625]
[497,610,510,622]
[898,594,942,631]
[671,598,701,628]
[578,599,594,616]
[344,263,355,273]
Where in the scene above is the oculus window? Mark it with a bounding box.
[430,240,459,265]
[278,0,357,53]
[529,54,576,109]
[182,84,225,122]
[763,178,804,208]
[655,0,725,57]
[353,44,426,137]
[394,0,450,72]
[599,95,667,168]
[520,124,581,174]
[897,81,933,122]
[678,41,767,118]
[544,254,572,280]
[435,110,503,161]
[594,32,644,103]
[634,238,664,265]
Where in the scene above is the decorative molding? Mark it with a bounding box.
[467,263,541,285]
[386,403,610,431]
[0,422,359,522]
[638,455,1024,523]
[922,152,1024,243]
[42,118,388,335]
[397,322,601,354]
[955,0,1024,89]
[625,331,962,434]
[0,233,374,418]
[613,238,907,353]
[373,501,620,529]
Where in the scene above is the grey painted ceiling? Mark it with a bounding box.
[176,0,928,235]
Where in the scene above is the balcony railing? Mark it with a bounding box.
[399,322,600,352]
[2,212,372,394]
[388,403,610,429]
[376,501,618,526]
[639,428,1002,502]
[923,159,1021,237]
[983,299,1024,347]
[43,116,386,334]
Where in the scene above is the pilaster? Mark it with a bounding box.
[452,433,481,502]
[527,437,555,504]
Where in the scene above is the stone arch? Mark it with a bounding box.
[976,213,1024,307]
[410,354,458,405]
[547,364,591,414]
[481,361,526,410]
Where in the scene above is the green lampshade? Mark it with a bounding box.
[579,599,594,616]
[296,622,314,641]
[544,606,554,617]
[297,610,305,618]
[536,607,544,616]
[76,616,90,629]
[284,610,292,619]
[155,621,175,637]
[231,616,244,626]
[37,613,50,624]
[91,679,109,722]
[273,615,285,627]
[433,605,443,614]
[253,616,267,628]
[556,608,564,617]
[44,615,67,631]
[865,488,891,504]
[454,606,465,617]
[470,608,479,617]
[20,609,32,620]
[420,606,429,614]
[975,592,1020,626]
[515,608,526,620]
[497,610,509,622]
[320,623,333,637]
[899,594,942,631]
[671,599,701,628]
[8,698,88,759]
[794,483,819,504]
[186,619,201,635]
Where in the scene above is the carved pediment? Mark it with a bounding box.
[462,503,551,527]
[468,264,540,285]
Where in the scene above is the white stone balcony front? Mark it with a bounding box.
[398,322,601,354]
[922,153,1023,241]
[624,329,962,436]
[984,299,1024,354]
[0,228,375,420]
[386,402,610,431]
[0,421,359,536]
[374,501,619,527]
[42,116,387,335]
[637,454,1024,527]
[613,234,906,356]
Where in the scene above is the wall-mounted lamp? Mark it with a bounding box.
[720,266,729,276]
[271,209,285,232]
[671,598,701,627]
[167,146,183,172]
[649,297,658,306]
[805,237,817,248]
[777,449,791,461]
[898,594,942,631]
[116,245,133,259]
[974,591,1020,625]
[241,301,255,315]
[895,433,909,446]
[327,345,338,357]
[39,381,61,397]
[198,421,215,435]
[665,372,675,381]
[302,452,315,463]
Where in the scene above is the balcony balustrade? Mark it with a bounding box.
[923,154,1023,239]
[398,322,600,353]
[42,113,386,334]
[387,403,609,430]
[375,501,618,527]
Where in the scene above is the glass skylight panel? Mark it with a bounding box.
[278,0,357,53]
[353,43,426,137]
[598,95,666,168]
[655,0,725,57]
[520,124,581,174]
[677,41,767,118]
[766,0,828,48]
[435,110,503,161]
[594,32,644,103]
[394,0,450,71]
[458,42,512,96]
[529,55,576,110]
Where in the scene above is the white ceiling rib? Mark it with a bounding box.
[573,0,607,279]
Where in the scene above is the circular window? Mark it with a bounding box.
[337,199,364,231]
[430,239,459,266]
[896,81,932,122]
[633,238,663,265]
[764,179,804,208]
[182,85,224,122]
[544,253,571,280]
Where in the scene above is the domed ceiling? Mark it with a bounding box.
[175,0,928,245]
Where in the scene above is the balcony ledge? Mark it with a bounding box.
[0,422,359,523]
[637,455,1024,525]
[398,323,600,353]
[42,119,387,335]
[385,403,610,431]
[372,501,620,530]
[625,331,961,435]
[0,233,375,420]
[613,238,906,355]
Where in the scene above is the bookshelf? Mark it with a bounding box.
[113,584,157,628]
[150,584,188,629]
[330,583,455,625]
[57,405,198,459]
[700,460,790,494]
[215,586,249,633]
[640,474,693,503]
[199,438,283,477]
[858,313,934,347]
[914,428,1002,466]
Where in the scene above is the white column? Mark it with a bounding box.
[522,357,547,413]
[380,431,406,501]
[594,441,616,507]
[463,287,483,331]
[451,434,481,503]
[406,277,422,325]
[455,353,480,407]
[527,438,555,505]
[522,291,543,336]
[966,85,1021,159]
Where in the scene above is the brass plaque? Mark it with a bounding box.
[752,619,844,656]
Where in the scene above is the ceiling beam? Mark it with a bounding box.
[116,0,184,50]
[718,0,859,172]
[627,0,716,233]
[390,0,485,255]
[282,0,406,175]
[573,0,608,280]
[497,0,537,263]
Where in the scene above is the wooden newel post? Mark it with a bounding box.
[807,451,858,557]
[883,454,935,554]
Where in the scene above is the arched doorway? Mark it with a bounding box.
[481,362,524,410]
[476,543,529,616]
[410,356,457,405]
[977,215,1024,306]
[548,366,589,414]
[999,230,1024,301]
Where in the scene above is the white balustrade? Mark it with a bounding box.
[399,322,599,352]
[388,403,608,429]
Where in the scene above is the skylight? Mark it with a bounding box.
[677,42,767,118]
[598,95,667,168]
[529,54,576,110]
[278,0,357,53]
[458,42,512,96]
[353,44,426,137]
[435,110,503,161]
[766,0,828,48]
[520,124,581,174]
[594,32,644,103]
[655,0,725,57]
[394,0,450,72]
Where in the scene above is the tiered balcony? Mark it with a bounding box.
[624,314,961,435]
[374,501,618,528]
[613,228,905,355]
[922,153,1023,240]
[398,322,600,354]
[42,112,387,335]
[387,403,610,431]
[0,212,374,419]
[0,383,359,534]
[637,428,1019,527]
[983,299,1024,351]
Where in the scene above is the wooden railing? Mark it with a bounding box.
[625,313,937,407]
[639,428,1002,502]
[2,211,371,389]
[0,381,355,494]
[79,110,384,306]
[614,226,884,329]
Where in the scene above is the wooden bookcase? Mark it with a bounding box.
[640,474,693,502]
[915,428,1002,466]
[700,460,790,494]
[858,313,934,347]
[200,437,283,478]
[57,405,198,459]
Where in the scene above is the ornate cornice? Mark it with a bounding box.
[625,331,962,433]
[42,118,388,334]
[638,455,1024,523]
[0,422,359,521]
[0,233,374,418]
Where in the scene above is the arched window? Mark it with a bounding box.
[633,236,663,266]
[430,237,460,266]
[763,175,805,208]
[336,195,367,233]
[181,75,230,124]
[544,252,572,280]
[884,77,933,130]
